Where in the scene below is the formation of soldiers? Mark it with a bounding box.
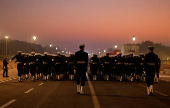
[90,52,160,83]
[10,51,76,82]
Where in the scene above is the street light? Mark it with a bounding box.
[115,45,117,49]
[49,44,52,53]
[132,35,135,44]
[99,52,101,54]
[5,36,8,57]
[104,50,106,53]
[33,35,36,52]
[56,47,58,50]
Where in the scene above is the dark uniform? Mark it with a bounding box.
[55,53,63,80]
[128,53,135,81]
[68,53,75,80]
[42,52,49,81]
[144,46,158,96]
[75,43,88,95]
[3,57,9,77]
[103,53,112,81]
[155,58,161,83]
[11,51,23,82]
[29,52,36,81]
[116,52,124,81]
[90,54,99,81]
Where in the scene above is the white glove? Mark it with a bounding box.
[24,63,26,66]
[4,66,6,69]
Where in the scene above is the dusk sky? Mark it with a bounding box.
[0,0,170,53]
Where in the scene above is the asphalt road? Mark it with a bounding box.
[0,70,170,108]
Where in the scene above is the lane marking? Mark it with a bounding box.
[9,79,12,80]
[155,91,168,97]
[5,80,9,82]
[1,81,5,83]
[138,84,168,97]
[13,78,16,79]
[0,99,17,108]
[24,88,34,94]
[86,72,101,108]
[38,83,44,86]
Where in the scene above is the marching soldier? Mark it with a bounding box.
[128,52,135,81]
[55,52,62,80]
[90,53,99,81]
[144,46,158,96]
[29,52,36,81]
[139,53,145,81]
[116,52,124,81]
[103,52,112,81]
[42,52,49,81]
[155,57,161,83]
[68,52,75,80]
[25,53,30,79]
[75,43,88,95]
[3,57,9,77]
[11,51,23,82]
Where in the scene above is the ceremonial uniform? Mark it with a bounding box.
[75,43,88,95]
[90,54,99,80]
[3,57,9,77]
[68,53,75,80]
[116,53,124,81]
[103,53,112,81]
[42,52,49,81]
[55,53,62,80]
[144,46,158,96]
[11,51,23,82]
[29,52,36,81]
[155,58,161,83]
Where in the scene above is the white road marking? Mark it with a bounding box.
[1,81,5,82]
[138,84,168,97]
[24,88,34,94]
[0,99,17,108]
[155,91,168,97]
[13,78,16,79]
[38,83,44,86]
[5,80,9,82]
[9,79,12,80]
[86,72,101,108]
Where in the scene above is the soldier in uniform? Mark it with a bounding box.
[128,52,135,81]
[55,52,62,80]
[75,43,88,95]
[144,46,158,96]
[25,53,30,79]
[103,52,112,81]
[3,57,9,77]
[139,53,145,81]
[42,52,49,81]
[116,52,124,81]
[29,52,36,81]
[11,51,23,82]
[90,53,99,81]
[155,57,161,83]
[68,52,75,80]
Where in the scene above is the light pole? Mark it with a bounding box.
[49,44,52,53]
[132,35,136,53]
[5,36,8,57]
[33,35,36,52]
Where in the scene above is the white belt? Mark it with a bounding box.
[140,63,144,65]
[17,62,22,64]
[43,62,48,64]
[92,62,98,64]
[105,62,110,64]
[69,62,74,64]
[30,62,36,64]
[117,62,123,65]
[147,63,155,66]
[77,61,85,64]
[56,62,61,64]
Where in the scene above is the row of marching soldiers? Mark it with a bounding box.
[10,51,76,82]
[90,52,160,82]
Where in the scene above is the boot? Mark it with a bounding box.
[18,76,21,82]
[120,76,122,82]
[136,75,138,79]
[150,85,153,95]
[143,77,146,82]
[156,78,159,83]
[107,75,109,81]
[71,75,73,80]
[147,87,150,96]
[93,75,95,81]
[77,85,80,94]
[47,75,49,80]
[58,75,60,80]
[51,73,53,77]
[36,74,38,80]
[32,76,34,81]
[44,76,47,81]
[95,75,97,81]
[80,86,84,95]
[131,77,134,82]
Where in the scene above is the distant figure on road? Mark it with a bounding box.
[75,43,88,95]
[3,57,9,77]
[155,58,161,83]
[144,46,158,96]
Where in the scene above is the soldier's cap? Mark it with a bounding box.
[44,52,48,55]
[78,43,85,47]
[109,55,114,57]
[57,52,61,55]
[17,51,22,53]
[22,53,25,55]
[148,46,154,49]
[130,52,133,54]
[70,52,74,55]
[31,52,35,54]
[93,53,97,55]
[29,54,33,56]
[26,53,29,55]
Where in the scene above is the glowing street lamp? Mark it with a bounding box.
[132,35,135,44]
[104,50,106,52]
[5,36,8,57]
[49,44,52,53]
[115,45,117,49]
[56,47,58,50]
[33,35,36,52]
[62,51,64,53]
[99,52,101,54]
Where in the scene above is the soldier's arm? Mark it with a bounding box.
[11,55,17,61]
